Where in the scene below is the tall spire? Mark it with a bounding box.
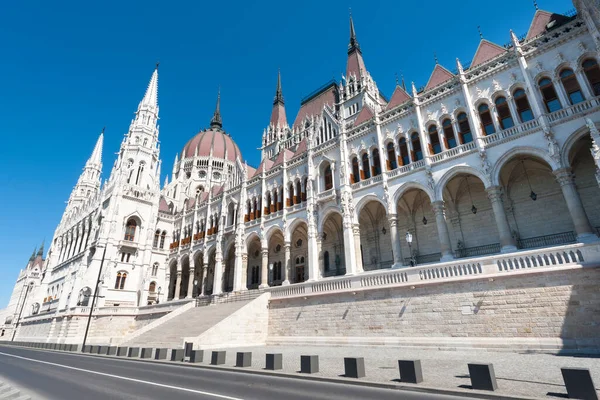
[348,12,360,53]
[346,13,367,80]
[36,240,44,257]
[87,128,104,167]
[139,64,159,110]
[210,89,223,129]
[270,70,288,127]
[29,247,36,262]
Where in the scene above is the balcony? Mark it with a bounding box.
[317,188,336,203]
[429,141,477,163]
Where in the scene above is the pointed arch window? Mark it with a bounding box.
[427,125,441,154]
[351,157,360,183]
[398,138,410,166]
[386,143,397,170]
[372,149,381,176]
[288,183,294,206]
[160,231,166,249]
[478,104,496,135]
[457,113,473,144]
[266,193,272,215]
[410,132,423,161]
[442,119,456,149]
[153,230,160,248]
[324,250,330,272]
[151,263,159,276]
[495,97,514,129]
[295,181,301,204]
[149,281,156,293]
[583,59,600,96]
[124,219,137,241]
[115,272,127,290]
[560,68,585,104]
[539,77,562,112]
[324,165,333,190]
[361,153,371,179]
[302,177,308,201]
[513,89,534,122]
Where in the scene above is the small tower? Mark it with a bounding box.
[262,70,290,160]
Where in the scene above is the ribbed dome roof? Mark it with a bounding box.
[181,128,242,162]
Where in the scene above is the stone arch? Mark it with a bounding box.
[318,205,344,233]
[354,194,387,218]
[267,228,285,286]
[561,123,597,168]
[492,146,559,186]
[222,241,236,292]
[246,232,262,289]
[265,225,284,243]
[393,182,435,207]
[320,210,345,276]
[491,89,510,103]
[167,260,177,300]
[358,199,393,271]
[245,231,261,247]
[436,166,491,201]
[204,246,216,295]
[179,255,190,299]
[286,217,307,242]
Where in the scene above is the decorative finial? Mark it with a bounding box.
[401,73,407,91]
[210,88,223,129]
[533,0,538,10]
[348,10,360,53]
[434,52,439,64]
[274,68,284,105]
[395,72,399,86]
[102,126,105,134]
[155,61,160,70]
[478,25,483,39]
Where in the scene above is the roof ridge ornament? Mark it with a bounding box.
[210,88,223,129]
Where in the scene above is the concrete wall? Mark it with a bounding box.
[268,266,600,352]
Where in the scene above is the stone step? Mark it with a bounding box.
[0,388,21,400]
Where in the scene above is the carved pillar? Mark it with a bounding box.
[585,118,600,187]
[389,215,403,267]
[259,248,269,288]
[212,246,223,295]
[282,242,291,285]
[431,201,454,261]
[233,241,245,292]
[353,224,363,273]
[186,254,195,298]
[486,186,518,252]
[200,264,207,296]
[554,168,596,241]
[173,271,182,300]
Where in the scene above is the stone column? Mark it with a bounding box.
[186,256,195,298]
[259,248,269,288]
[431,201,454,261]
[389,215,403,267]
[200,265,207,296]
[212,251,223,296]
[282,242,291,285]
[486,186,517,252]
[353,224,364,273]
[233,243,245,292]
[576,68,594,99]
[174,271,182,300]
[554,168,596,241]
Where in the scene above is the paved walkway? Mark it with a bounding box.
[205,345,600,399]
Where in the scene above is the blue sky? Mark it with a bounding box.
[0,0,571,307]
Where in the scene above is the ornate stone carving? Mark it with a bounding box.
[440,103,448,115]
[425,165,435,191]
[543,127,561,166]
[479,148,492,182]
[492,79,502,92]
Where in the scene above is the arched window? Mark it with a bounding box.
[398,138,410,166]
[302,177,308,201]
[253,198,258,218]
[153,230,160,248]
[149,282,156,293]
[386,143,397,170]
[295,181,301,204]
[160,231,166,249]
[266,193,272,215]
[288,183,294,206]
[513,89,534,122]
[560,68,584,104]
[442,119,457,149]
[324,165,333,190]
[457,113,473,144]
[151,263,159,276]
[361,153,371,179]
[114,272,127,290]
[411,132,423,161]
[372,149,381,176]
[539,77,562,112]
[324,250,330,272]
[583,59,600,96]
[351,157,360,183]
[495,97,514,129]
[478,104,496,135]
[124,219,136,241]
[428,125,441,154]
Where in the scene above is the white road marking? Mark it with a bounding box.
[0,351,244,400]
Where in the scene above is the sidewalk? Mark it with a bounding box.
[203,344,599,399]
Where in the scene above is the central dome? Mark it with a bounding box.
[181,128,242,162]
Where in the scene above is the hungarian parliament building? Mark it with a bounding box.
[2,0,600,348]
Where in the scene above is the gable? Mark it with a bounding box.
[385,85,411,111]
[470,40,507,68]
[425,65,455,91]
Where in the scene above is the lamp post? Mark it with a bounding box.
[156,287,161,304]
[405,231,417,267]
[81,245,107,351]
[193,279,198,298]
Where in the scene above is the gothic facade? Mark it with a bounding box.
[3,1,600,342]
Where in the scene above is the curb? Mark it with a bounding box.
[0,344,541,400]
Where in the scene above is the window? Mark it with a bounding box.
[372,149,381,176]
[115,272,127,290]
[288,184,294,206]
[324,165,333,190]
[251,266,260,285]
[495,97,514,129]
[583,59,600,96]
[560,69,584,104]
[152,263,159,276]
[351,157,360,183]
[266,193,272,215]
[398,138,410,166]
[411,132,423,161]
[428,125,441,154]
[361,153,371,179]
[513,89,534,122]
[457,113,473,144]
[153,230,160,248]
[295,181,301,204]
[159,231,166,249]
[442,119,457,149]
[539,77,562,112]
[386,143,397,170]
[124,219,136,241]
[149,281,156,293]
[273,262,282,281]
[478,104,496,135]
[324,251,330,272]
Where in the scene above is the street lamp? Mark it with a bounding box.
[193,279,198,298]
[157,286,162,304]
[82,245,107,351]
[405,231,417,267]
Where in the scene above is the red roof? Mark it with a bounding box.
[346,49,366,81]
[256,159,274,174]
[273,149,294,167]
[181,128,242,162]
[270,103,288,127]
[526,10,570,40]
[385,85,411,111]
[211,185,223,196]
[424,65,455,91]
[246,165,256,179]
[352,105,374,127]
[293,138,307,158]
[293,86,337,128]
[470,40,507,68]
[158,196,170,212]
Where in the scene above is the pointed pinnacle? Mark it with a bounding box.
[88,130,104,166]
[274,69,284,105]
[210,89,223,129]
[141,67,159,109]
[348,11,360,52]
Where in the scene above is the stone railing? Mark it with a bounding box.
[388,160,426,178]
[547,97,600,124]
[429,141,477,163]
[351,174,383,190]
[266,241,600,299]
[317,188,336,202]
[482,119,540,146]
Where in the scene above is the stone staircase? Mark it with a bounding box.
[0,381,31,400]
[121,300,252,348]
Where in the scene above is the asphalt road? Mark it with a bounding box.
[0,345,479,400]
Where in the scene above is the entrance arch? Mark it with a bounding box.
[396,188,439,264]
[358,200,392,270]
[223,243,235,292]
[180,256,190,299]
[289,220,308,283]
[267,228,285,286]
[246,234,262,289]
[167,261,177,300]
[320,212,345,276]
[567,136,600,231]
[192,251,204,297]
[204,248,216,295]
